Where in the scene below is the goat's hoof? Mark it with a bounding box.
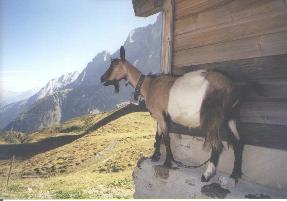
[151,152,161,162]
[163,161,172,168]
[230,171,242,183]
[201,175,209,182]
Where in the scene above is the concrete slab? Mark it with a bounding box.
[133,158,287,199]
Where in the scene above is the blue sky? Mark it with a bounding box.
[0,0,158,92]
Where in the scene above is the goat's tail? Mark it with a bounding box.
[200,81,264,150]
[200,90,225,151]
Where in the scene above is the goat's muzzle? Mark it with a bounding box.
[100,75,120,93]
[100,74,110,86]
[100,74,107,84]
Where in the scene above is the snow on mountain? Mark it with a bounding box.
[133,59,139,66]
[103,50,109,61]
[129,29,135,43]
[80,70,86,82]
[35,71,79,100]
[75,51,111,86]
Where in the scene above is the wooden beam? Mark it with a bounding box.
[175,0,232,20]
[174,0,287,39]
[160,0,174,74]
[132,0,163,17]
[174,12,287,52]
[173,30,287,67]
[172,54,287,82]
[169,121,287,151]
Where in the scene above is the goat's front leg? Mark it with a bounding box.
[151,123,162,161]
[163,131,174,167]
[158,115,174,167]
[152,113,173,167]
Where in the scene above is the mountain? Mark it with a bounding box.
[0,99,29,129]
[0,71,79,130]
[2,14,162,132]
[34,71,79,101]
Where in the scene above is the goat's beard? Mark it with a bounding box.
[103,80,121,93]
[113,81,120,93]
[105,80,119,93]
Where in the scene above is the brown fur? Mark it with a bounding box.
[200,71,236,150]
[143,75,177,119]
[200,89,225,150]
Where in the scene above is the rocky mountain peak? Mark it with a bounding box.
[35,71,79,101]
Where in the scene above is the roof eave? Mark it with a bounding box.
[132,0,163,17]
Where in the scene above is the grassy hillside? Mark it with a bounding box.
[0,131,25,144]
[0,111,156,199]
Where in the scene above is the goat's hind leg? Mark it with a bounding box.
[201,144,223,182]
[228,119,244,182]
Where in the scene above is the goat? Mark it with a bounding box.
[101,46,244,182]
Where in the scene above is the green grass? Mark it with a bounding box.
[0,112,156,199]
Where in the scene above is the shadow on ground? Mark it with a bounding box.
[0,102,147,160]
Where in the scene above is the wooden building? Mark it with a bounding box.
[132,0,287,190]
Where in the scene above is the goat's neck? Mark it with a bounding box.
[125,62,149,99]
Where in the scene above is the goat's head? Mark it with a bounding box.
[100,46,127,93]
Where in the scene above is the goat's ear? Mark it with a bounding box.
[120,46,125,61]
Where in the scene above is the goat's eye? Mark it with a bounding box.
[111,59,120,66]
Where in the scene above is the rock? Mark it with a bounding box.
[219,176,236,189]
[201,183,230,199]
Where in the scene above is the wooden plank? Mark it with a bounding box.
[173,30,287,67]
[240,101,287,125]
[169,122,287,151]
[173,54,287,82]
[160,0,175,74]
[174,12,287,51]
[132,0,163,17]
[243,80,287,101]
[175,0,286,35]
[175,0,232,35]
[239,123,287,151]
[175,0,232,20]
[253,80,287,100]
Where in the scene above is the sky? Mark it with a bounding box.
[0,0,158,92]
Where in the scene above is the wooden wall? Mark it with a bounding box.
[172,0,287,150]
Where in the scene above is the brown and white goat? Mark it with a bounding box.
[101,46,244,182]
